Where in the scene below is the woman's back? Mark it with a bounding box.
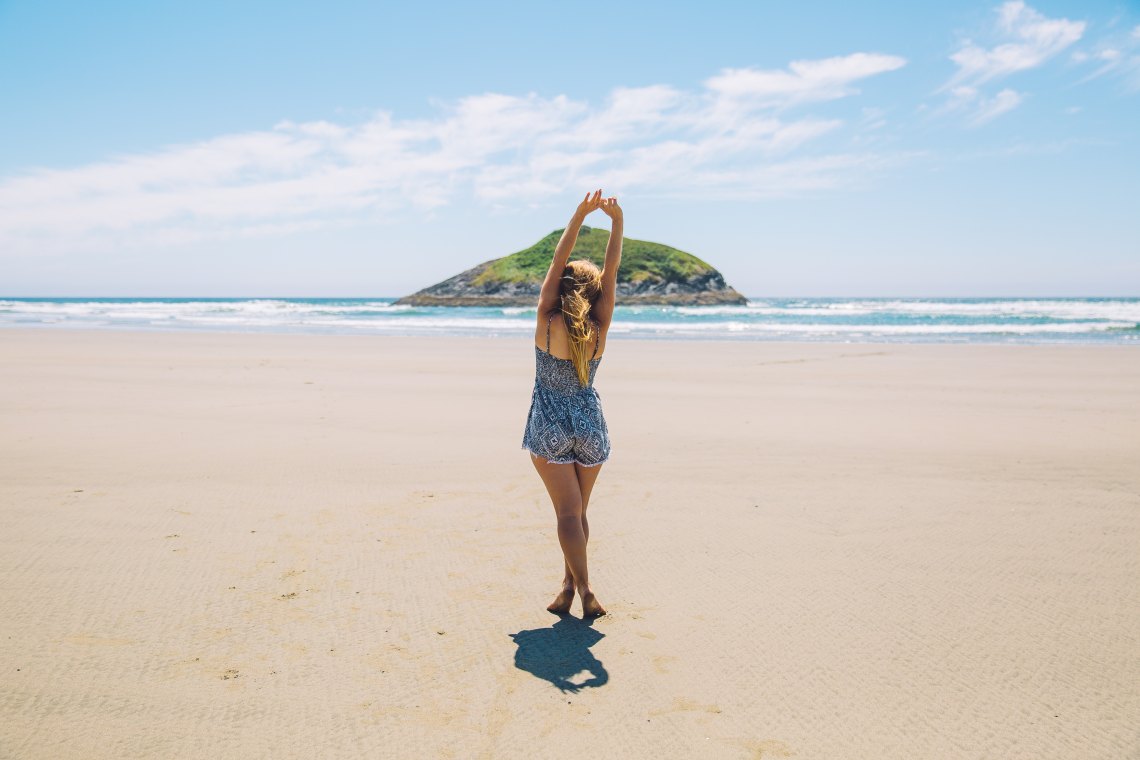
[535,310,608,361]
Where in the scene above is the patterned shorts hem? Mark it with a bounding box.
[522,445,609,468]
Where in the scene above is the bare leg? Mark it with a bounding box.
[572,462,605,616]
[531,455,604,615]
[561,462,600,583]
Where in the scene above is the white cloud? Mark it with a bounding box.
[969,88,1025,125]
[705,52,906,106]
[0,56,907,255]
[1072,20,1140,86]
[937,2,1082,127]
[947,1,1085,87]
[934,83,1024,125]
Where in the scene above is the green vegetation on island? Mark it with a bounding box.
[473,227,714,285]
[397,226,747,306]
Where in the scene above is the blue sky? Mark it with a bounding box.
[1,0,1137,297]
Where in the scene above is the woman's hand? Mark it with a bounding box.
[573,189,604,221]
[599,196,622,222]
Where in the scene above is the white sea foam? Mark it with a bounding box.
[672,299,1140,321]
[813,299,1140,321]
[674,304,876,317]
[1,298,1136,342]
[0,299,410,317]
[608,320,1136,335]
[175,314,537,332]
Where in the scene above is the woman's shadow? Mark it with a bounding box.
[508,614,609,693]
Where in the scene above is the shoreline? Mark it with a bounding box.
[1,323,1136,348]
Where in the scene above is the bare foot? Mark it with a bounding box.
[547,586,575,614]
[581,591,607,617]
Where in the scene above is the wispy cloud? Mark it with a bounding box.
[704,53,906,106]
[969,88,1025,125]
[0,55,906,255]
[948,1,1085,87]
[939,1,1084,125]
[1070,21,1140,88]
[936,84,1025,126]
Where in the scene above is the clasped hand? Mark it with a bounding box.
[575,188,622,221]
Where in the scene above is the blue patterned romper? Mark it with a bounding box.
[521,313,611,467]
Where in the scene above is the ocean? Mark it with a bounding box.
[1,297,1138,344]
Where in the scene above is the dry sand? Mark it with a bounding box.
[1,327,1138,759]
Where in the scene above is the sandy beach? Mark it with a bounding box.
[1,327,1137,759]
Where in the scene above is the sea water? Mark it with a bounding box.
[1,297,1138,344]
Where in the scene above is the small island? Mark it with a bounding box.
[396,227,747,307]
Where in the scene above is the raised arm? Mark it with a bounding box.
[537,189,603,315]
[593,196,623,327]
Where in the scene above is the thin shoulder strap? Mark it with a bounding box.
[545,312,555,353]
[591,319,600,360]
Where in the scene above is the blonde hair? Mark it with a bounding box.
[559,259,603,387]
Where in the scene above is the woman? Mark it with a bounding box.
[521,188,623,618]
